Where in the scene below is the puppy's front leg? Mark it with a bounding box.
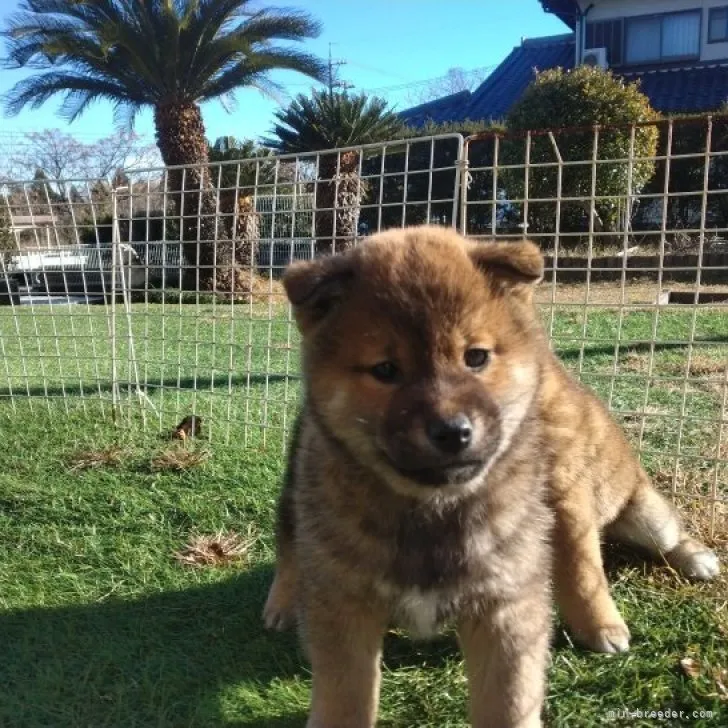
[302,595,388,728]
[458,592,551,728]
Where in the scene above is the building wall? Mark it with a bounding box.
[577,0,728,62]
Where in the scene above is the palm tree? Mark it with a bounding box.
[2,0,325,288]
[208,136,275,278]
[266,90,403,254]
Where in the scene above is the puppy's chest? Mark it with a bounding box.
[387,503,484,588]
[379,584,457,639]
[376,506,492,637]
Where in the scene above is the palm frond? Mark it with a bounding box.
[265,90,404,153]
[199,49,323,101]
[232,9,322,44]
[4,71,142,119]
[2,0,324,118]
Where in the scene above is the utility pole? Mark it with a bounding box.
[327,43,353,98]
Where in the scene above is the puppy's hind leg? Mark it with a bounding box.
[552,483,631,654]
[607,475,719,581]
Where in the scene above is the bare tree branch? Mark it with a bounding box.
[404,67,492,107]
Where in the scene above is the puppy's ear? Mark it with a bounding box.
[469,240,543,291]
[283,253,355,331]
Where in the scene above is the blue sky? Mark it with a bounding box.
[0,0,566,144]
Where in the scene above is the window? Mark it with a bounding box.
[625,11,701,64]
[708,7,728,43]
[585,19,624,65]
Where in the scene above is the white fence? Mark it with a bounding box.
[0,124,726,534]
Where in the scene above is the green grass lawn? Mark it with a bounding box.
[0,301,726,727]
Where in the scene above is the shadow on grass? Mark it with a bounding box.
[0,373,297,400]
[6,335,728,401]
[0,564,306,727]
[0,564,462,728]
[554,335,728,363]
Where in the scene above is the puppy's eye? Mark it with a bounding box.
[464,348,490,370]
[370,361,399,383]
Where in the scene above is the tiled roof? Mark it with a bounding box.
[399,34,728,128]
[465,35,575,121]
[624,64,728,114]
[399,35,575,127]
[397,90,472,129]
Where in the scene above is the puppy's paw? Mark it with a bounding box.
[668,543,720,581]
[263,572,297,630]
[263,603,296,631]
[575,621,631,654]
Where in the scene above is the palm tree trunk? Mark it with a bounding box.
[315,150,362,255]
[210,192,261,300]
[154,102,219,290]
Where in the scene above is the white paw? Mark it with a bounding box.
[672,548,720,581]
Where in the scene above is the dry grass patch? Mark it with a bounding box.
[699,435,728,463]
[619,351,651,373]
[685,353,728,378]
[205,269,287,304]
[67,446,126,473]
[173,527,257,568]
[150,446,210,472]
[249,274,287,305]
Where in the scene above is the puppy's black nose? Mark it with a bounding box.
[426,414,473,454]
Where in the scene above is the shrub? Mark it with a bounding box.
[503,66,659,241]
[636,113,728,235]
[355,119,505,233]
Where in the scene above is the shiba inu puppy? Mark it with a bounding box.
[264,226,719,728]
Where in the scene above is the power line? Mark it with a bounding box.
[345,60,410,82]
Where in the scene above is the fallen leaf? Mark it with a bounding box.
[681,657,702,679]
[712,667,728,701]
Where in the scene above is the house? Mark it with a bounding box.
[401,0,728,126]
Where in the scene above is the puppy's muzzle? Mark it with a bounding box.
[426,413,473,455]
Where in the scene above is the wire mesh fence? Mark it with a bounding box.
[0,134,464,445]
[0,122,725,533]
[463,116,728,534]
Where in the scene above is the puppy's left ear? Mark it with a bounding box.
[283,253,355,332]
[469,240,543,293]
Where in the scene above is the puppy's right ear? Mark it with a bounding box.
[283,254,355,331]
